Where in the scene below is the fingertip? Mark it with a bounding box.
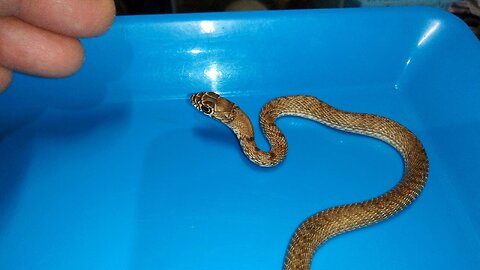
[65,0,116,37]
[82,0,116,37]
[38,36,85,77]
[0,66,12,93]
[56,38,85,77]
[0,17,86,78]
[16,0,117,38]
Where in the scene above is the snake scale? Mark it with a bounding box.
[190,92,429,270]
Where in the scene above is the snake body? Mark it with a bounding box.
[190,92,429,270]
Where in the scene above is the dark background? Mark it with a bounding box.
[112,0,478,39]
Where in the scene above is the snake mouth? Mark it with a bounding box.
[190,93,204,111]
[190,93,199,105]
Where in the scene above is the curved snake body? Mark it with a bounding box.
[190,92,429,270]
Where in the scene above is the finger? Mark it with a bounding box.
[0,17,84,77]
[1,0,115,37]
[0,65,12,93]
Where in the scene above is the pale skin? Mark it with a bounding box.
[0,0,116,92]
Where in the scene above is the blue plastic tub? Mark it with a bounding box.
[0,7,479,270]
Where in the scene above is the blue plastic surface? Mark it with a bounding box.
[1,7,479,270]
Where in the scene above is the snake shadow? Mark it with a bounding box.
[192,124,236,147]
[192,124,284,172]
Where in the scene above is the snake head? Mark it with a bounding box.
[191,92,237,123]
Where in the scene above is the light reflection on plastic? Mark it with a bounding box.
[189,49,203,54]
[204,64,222,91]
[200,21,215,33]
[204,65,222,81]
[418,21,440,46]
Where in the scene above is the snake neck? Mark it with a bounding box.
[228,107,287,167]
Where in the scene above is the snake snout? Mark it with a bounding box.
[190,93,205,111]
[190,93,201,106]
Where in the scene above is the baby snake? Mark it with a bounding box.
[190,92,429,270]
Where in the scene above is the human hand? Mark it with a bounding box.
[0,0,116,92]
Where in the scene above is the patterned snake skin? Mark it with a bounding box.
[191,92,429,270]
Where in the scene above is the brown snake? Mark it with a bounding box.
[190,92,429,270]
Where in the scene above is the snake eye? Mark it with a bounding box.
[200,105,212,115]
